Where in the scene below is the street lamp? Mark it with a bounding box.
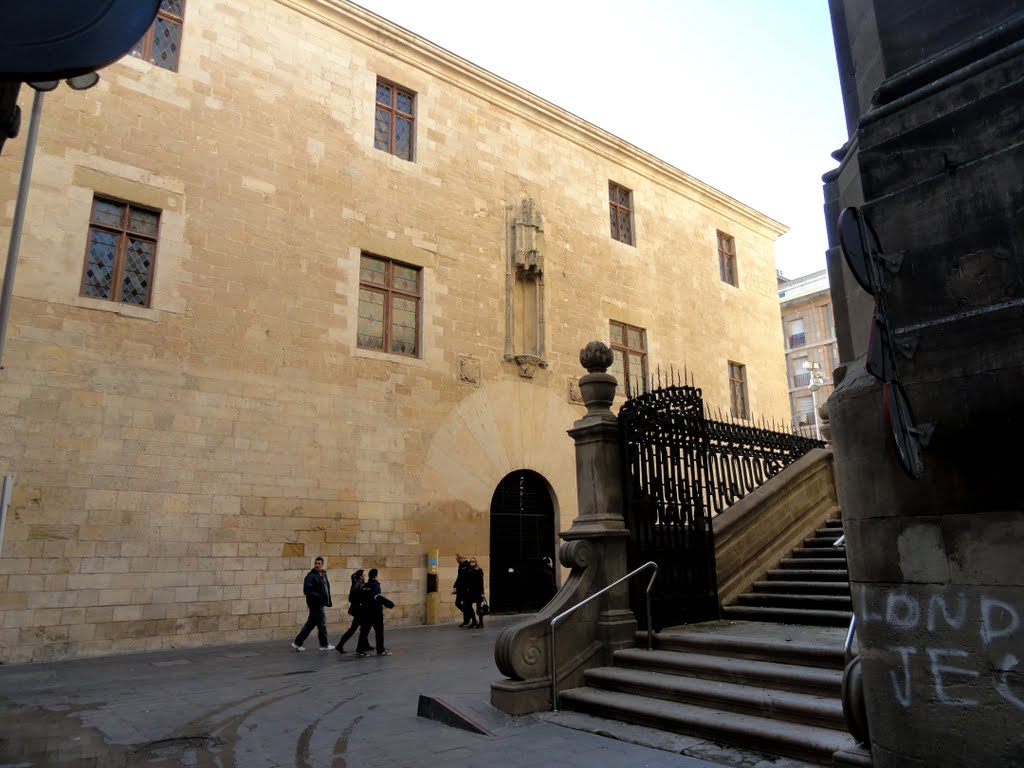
[803,360,827,440]
[0,73,100,368]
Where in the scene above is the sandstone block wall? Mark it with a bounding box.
[0,0,789,661]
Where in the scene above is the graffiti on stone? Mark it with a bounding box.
[860,590,1023,710]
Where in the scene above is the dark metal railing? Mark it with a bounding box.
[620,372,823,627]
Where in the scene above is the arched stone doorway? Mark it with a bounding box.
[488,469,557,613]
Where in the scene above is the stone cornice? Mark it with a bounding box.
[274,0,788,240]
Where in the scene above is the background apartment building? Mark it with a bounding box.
[778,269,838,438]
[0,0,789,661]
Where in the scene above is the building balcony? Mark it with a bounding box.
[789,332,806,348]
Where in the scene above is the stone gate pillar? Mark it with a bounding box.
[491,341,635,715]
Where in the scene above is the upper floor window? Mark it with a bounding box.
[788,318,806,348]
[728,361,749,419]
[128,0,186,72]
[822,302,834,336]
[358,254,421,356]
[609,320,647,396]
[81,197,159,307]
[374,79,415,161]
[792,355,811,387]
[608,182,634,245]
[718,231,737,286]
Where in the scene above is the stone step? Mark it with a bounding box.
[752,580,850,594]
[647,626,845,670]
[558,687,858,766]
[722,605,852,627]
[814,527,845,540]
[803,536,841,548]
[582,666,846,729]
[736,592,852,610]
[611,647,842,696]
[768,567,849,580]
[786,548,843,561]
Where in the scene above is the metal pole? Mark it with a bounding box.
[0,88,45,369]
[0,474,13,556]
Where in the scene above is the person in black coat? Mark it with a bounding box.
[452,553,475,627]
[334,569,366,654]
[465,557,486,629]
[355,568,394,656]
[292,556,333,651]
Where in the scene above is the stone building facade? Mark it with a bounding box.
[0,0,788,662]
[778,269,838,437]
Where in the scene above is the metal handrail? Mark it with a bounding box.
[833,532,856,662]
[549,561,658,712]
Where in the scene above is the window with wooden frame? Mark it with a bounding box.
[80,197,159,307]
[357,254,421,356]
[718,231,737,286]
[609,320,647,396]
[728,361,749,419]
[128,0,186,72]
[374,79,415,161]
[608,182,634,245]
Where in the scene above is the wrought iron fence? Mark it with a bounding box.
[620,371,823,627]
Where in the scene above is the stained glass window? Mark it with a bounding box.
[80,197,159,307]
[357,254,421,357]
[609,320,647,396]
[373,79,415,161]
[128,0,185,72]
[608,182,634,245]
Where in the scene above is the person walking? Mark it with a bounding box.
[541,556,557,603]
[466,557,486,628]
[355,568,394,656]
[453,553,474,627]
[335,569,367,654]
[292,556,334,651]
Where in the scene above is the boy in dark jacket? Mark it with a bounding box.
[355,568,393,656]
[292,556,333,651]
[335,569,367,654]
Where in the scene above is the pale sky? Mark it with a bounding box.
[352,0,847,280]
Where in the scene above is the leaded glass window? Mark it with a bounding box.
[357,254,421,356]
[729,361,749,419]
[81,197,159,307]
[718,231,737,286]
[374,79,415,161]
[609,320,647,396]
[128,0,186,72]
[608,181,634,245]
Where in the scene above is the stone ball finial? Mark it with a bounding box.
[579,341,614,373]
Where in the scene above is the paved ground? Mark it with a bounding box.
[0,615,813,768]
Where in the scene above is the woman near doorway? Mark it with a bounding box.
[466,557,486,629]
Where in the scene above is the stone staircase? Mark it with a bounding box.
[557,516,859,766]
[722,517,851,627]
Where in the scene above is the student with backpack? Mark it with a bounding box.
[335,569,367,654]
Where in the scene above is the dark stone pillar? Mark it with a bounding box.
[825,4,1024,765]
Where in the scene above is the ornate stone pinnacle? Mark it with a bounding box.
[579,341,614,373]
